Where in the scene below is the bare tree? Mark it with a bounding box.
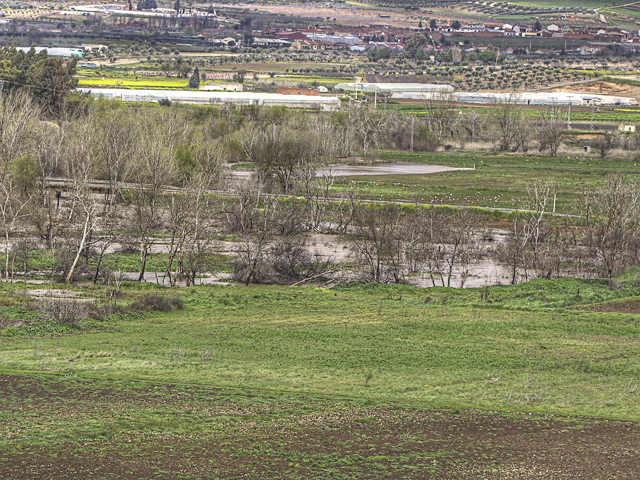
[230,121,262,162]
[595,132,616,160]
[537,108,566,156]
[250,124,321,194]
[333,180,359,234]
[128,111,185,282]
[93,110,136,207]
[422,93,459,147]
[233,198,279,285]
[0,173,33,281]
[62,120,102,283]
[351,204,403,283]
[348,103,396,160]
[0,91,40,281]
[491,95,531,152]
[523,181,555,272]
[497,208,530,285]
[414,208,486,287]
[163,148,223,287]
[0,91,40,174]
[579,174,640,283]
[299,165,336,233]
[29,122,67,252]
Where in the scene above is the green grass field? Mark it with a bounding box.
[334,150,638,212]
[1,278,639,419]
[387,104,640,124]
[2,275,640,477]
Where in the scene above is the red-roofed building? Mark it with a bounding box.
[274,31,307,41]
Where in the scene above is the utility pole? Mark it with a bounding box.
[410,115,415,152]
[590,102,594,131]
[374,87,377,108]
[471,109,476,142]
[272,122,276,142]
[567,102,571,131]
[0,80,5,99]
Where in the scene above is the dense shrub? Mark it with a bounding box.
[37,295,86,325]
[128,293,184,313]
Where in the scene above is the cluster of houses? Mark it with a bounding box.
[205,21,640,56]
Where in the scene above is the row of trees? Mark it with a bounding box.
[0,46,78,116]
[1,89,639,287]
[0,91,226,284]
[349,177,640,286]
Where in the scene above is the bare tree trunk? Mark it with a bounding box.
[66,214,91,283]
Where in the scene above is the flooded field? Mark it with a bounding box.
[229,162,473,182]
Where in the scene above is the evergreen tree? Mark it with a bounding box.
[174,0,180,12]
[0,46,77,116]
[189,67,200,89]
[404,33,428,59]
[137,0,157,10]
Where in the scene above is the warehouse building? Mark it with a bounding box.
[77,88,341,110]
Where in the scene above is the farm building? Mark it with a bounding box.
[16,47,84,58]
[77,88,341,110]
[200,83,243,92]
[335,83,454,94]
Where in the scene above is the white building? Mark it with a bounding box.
[78,88,341,110]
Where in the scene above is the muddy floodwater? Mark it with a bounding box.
[230,163,473,182]
[323,163,474,177]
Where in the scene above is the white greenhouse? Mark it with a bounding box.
[391,91,638,106]
[77,88,342,110]
[17,47,84,58]
[335,83,455,94]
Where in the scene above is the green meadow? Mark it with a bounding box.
[334,150,638,212]
[1,278,639,420]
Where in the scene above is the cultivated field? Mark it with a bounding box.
[2,3,640,477]
[1,278,640,478]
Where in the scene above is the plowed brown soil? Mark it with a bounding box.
[0,375,638,479]
[559,81,640,101]
[573,298,640,313]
